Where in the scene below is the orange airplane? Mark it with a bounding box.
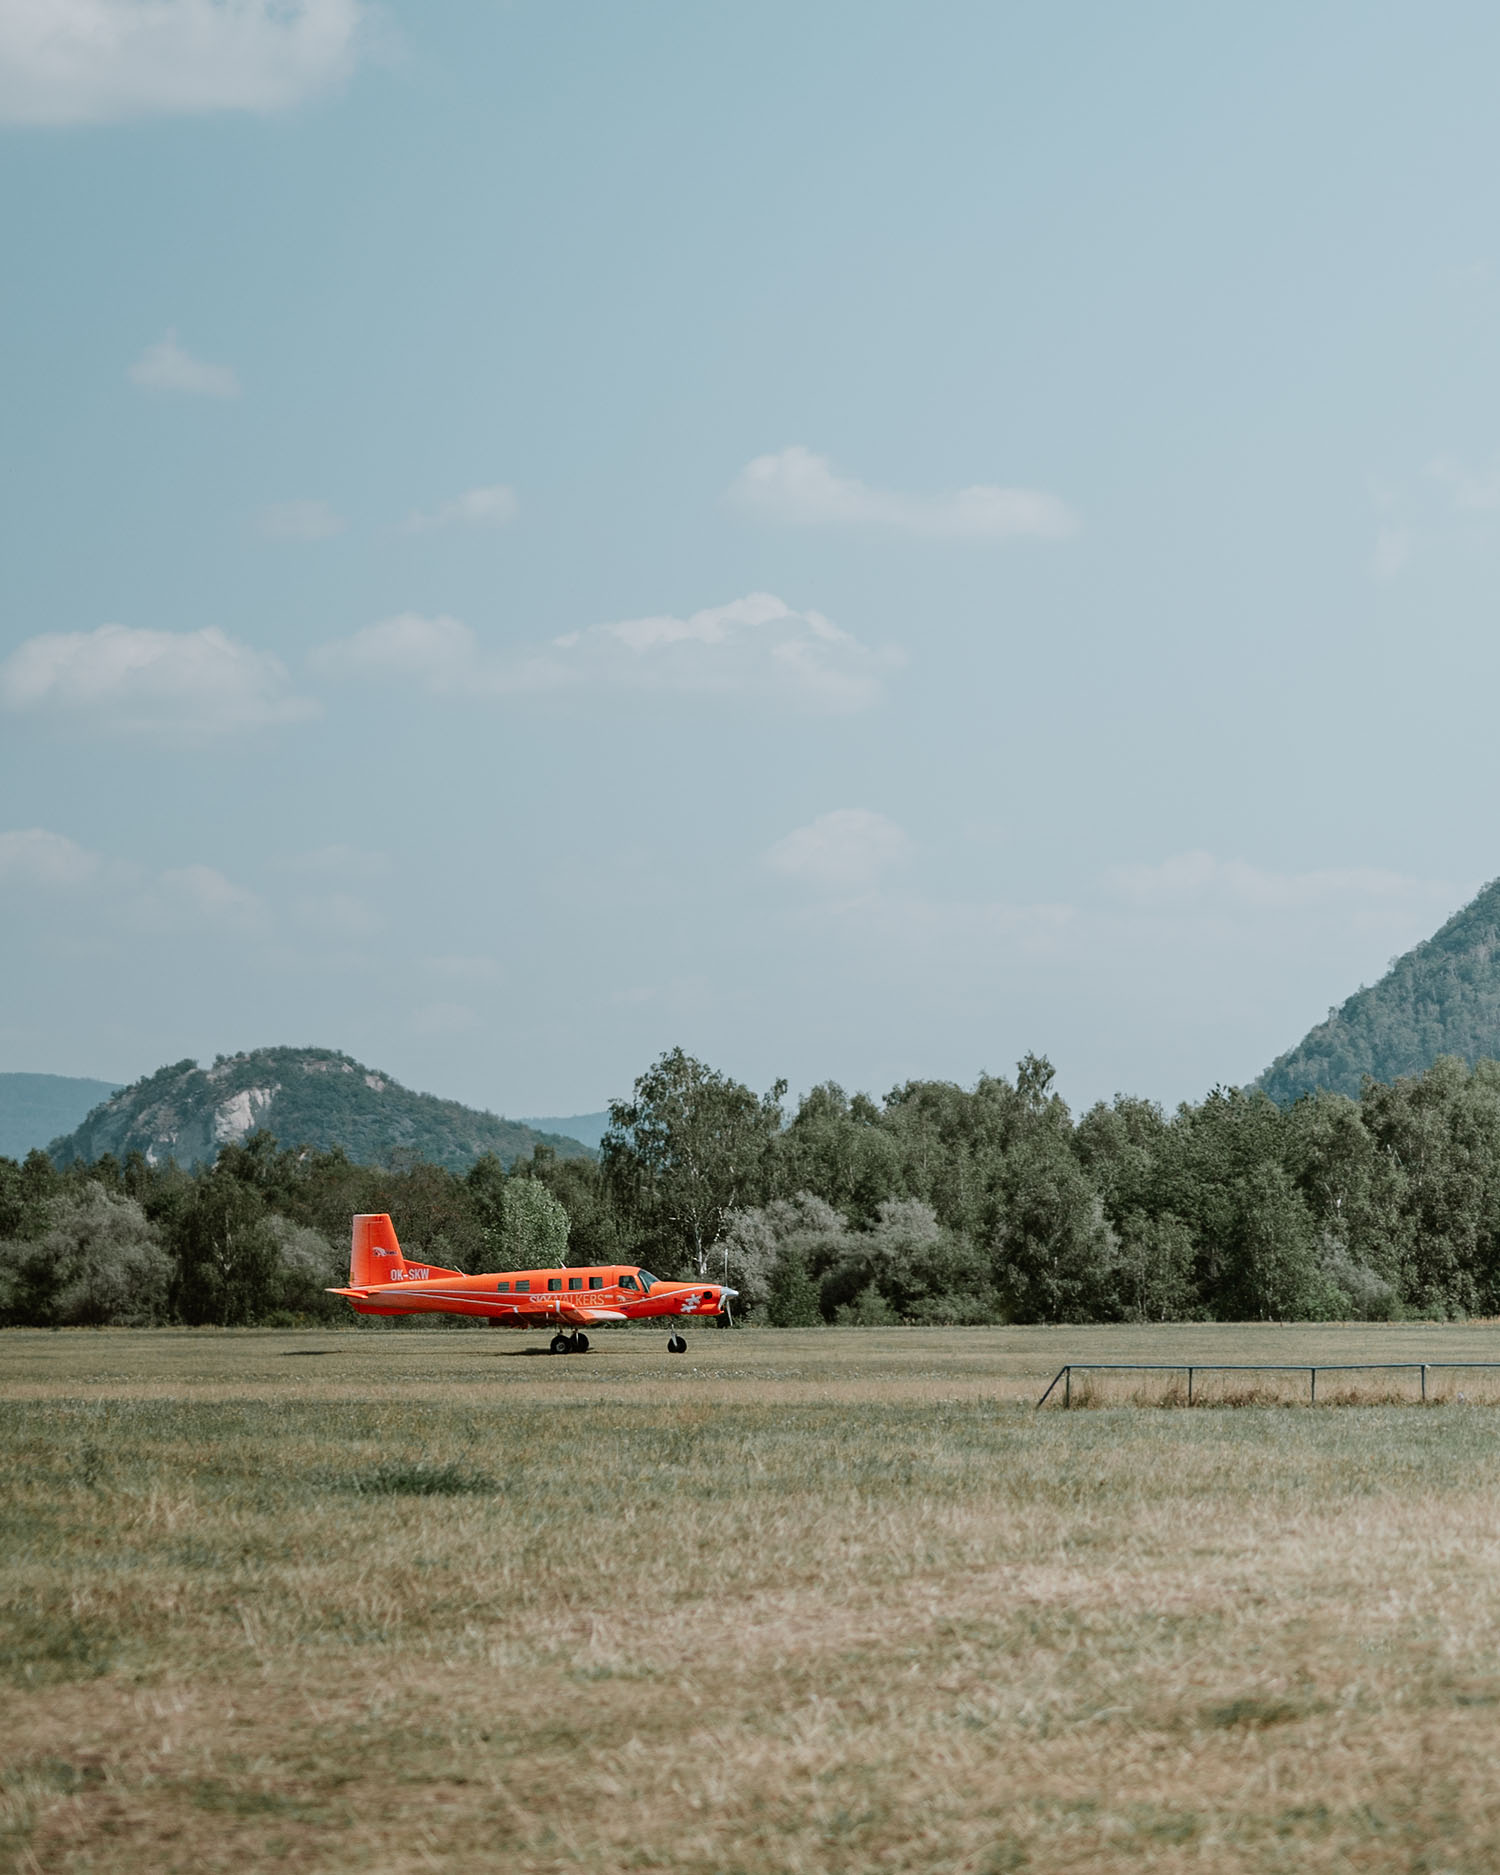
[329,1212,736,1353]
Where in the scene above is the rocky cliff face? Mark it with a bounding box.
[48,1047,590,1172]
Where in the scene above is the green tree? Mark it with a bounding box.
[1216,1164,1339,1320]
[496,1176,571,1267]
[775,1083,903,1224]
[991,1137,1119,1323]
[604,1047,785,1277]
[1113,1210,1199,1322]
[169,1172,280,1326]
[765,1246,822,1326]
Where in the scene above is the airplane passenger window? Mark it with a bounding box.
[515,1279,530,1291]
[496,1281,510,1292]
[588,1276,603,1289]
[619,1275,638,1291]
[548,1278,562,1292]
[568,1277,583,1290]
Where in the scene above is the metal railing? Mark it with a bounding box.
[1035,1360,1500,1408]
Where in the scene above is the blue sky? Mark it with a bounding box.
[3,0,1499,1118]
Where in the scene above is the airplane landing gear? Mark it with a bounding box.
[573,1332,590,1353]
[549,1331,591,1354]
[667,1333,687,1354]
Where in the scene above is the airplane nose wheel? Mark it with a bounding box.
[667,1333,687,1354]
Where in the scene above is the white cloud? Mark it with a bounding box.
[313,612,475,690]
[728,445,1078,541]
[0,828,100,888]
[130,864,266,935]
[293,891,380,939]
[258,499,344,541]
[0,623,320,739]
[403,484,518,533]
[0,827,266,934]
[313,593,897,714]
[0,0,364,126]
[1371,525,1411,580]
[129,330,240,398]
[1105,851,1452,916]
[1426,456,1500,512]
[766,810,914,892]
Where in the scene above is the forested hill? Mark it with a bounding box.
[1259,878,1500,1103]
[47,1047,591,1172]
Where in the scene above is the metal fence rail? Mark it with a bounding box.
[1035,1360,1500,1408]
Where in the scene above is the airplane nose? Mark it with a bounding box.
[721,1288,738,1300]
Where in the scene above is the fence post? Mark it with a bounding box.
[1064,1367,1071,1409]
[1187,1366,1194,1406]
[1421,1364,1427,1403]
[1310,1367,1317,1405]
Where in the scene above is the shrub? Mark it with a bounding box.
[834,1282,899,1326]
[0,1184,170,1326]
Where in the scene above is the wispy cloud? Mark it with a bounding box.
[0,827,266,935]
[766,810,914,892]
[728,445,1078,541]
[0,623,319,740]
[258,499,344,541]
[1426,455,1500,512]
[313,593,898,714]
[129,331,239,399]
[403,484,518,533]
[1105,850,1453,916]
[0,0,366,126]
[0,828,101,889]
[130,864,266,936]
[1371,525,1412,580]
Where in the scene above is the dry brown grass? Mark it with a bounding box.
[6,1321,1500,1872]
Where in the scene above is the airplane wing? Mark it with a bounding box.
[328,1286,626,1324]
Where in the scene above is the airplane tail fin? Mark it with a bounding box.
[348,1213,465,1288]
[351,1213,405,1286]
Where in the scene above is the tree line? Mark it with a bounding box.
[6,1044,1500,1328]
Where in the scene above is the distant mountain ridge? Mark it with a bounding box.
[1259,877,1500,1103]
[0,1073,122,1160]
[520,1110,611,1151]
[48,1046,591,1172]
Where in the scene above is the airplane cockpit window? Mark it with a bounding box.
[619,1275,639,1291]
[636,1271,657,1293]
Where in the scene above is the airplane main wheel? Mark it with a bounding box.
[573,1332,590,1353]
[549,1333,571,1356]
[667,1334,687,1354]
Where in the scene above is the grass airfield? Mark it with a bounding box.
[6,1324,1500,1872]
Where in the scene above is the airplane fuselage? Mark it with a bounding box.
[337,1262,729,1326]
